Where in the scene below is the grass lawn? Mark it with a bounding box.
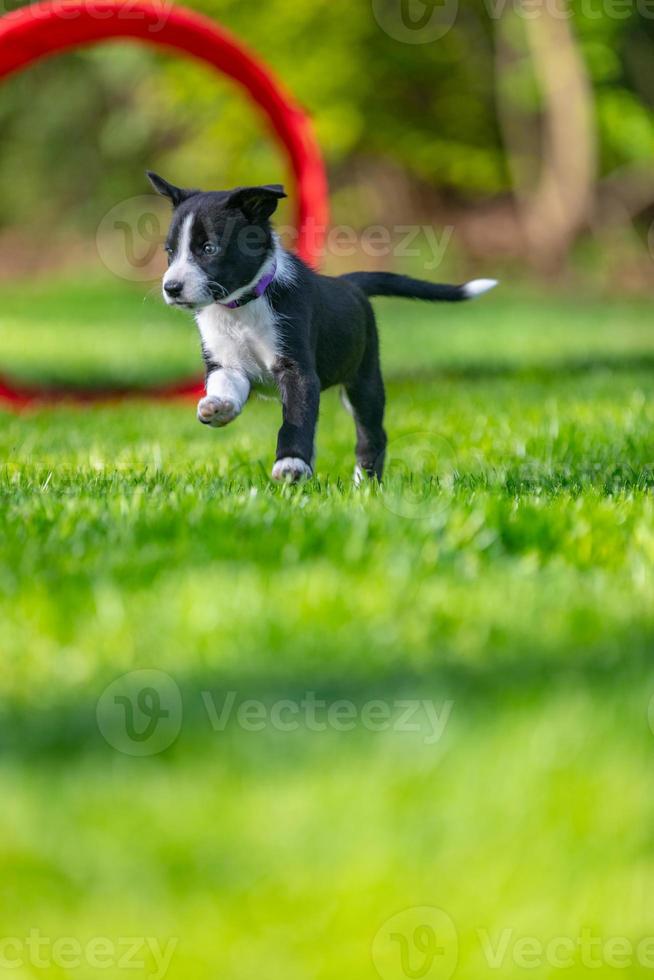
[1,276,654,979]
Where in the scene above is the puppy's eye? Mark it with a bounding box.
[203,242,219,256]
[164,245,173,256]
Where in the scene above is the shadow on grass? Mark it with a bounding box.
[386,352,654,384]
[3,352,654,399]
[2,624,652,761]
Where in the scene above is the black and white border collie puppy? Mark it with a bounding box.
[148,172,497,484]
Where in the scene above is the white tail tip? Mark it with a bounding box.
[463,278,498,299]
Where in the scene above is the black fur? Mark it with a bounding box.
[148,171,496,481]
[342,271,474,302]
[265,259,387,476]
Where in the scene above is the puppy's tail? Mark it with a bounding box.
[342,272,498,303]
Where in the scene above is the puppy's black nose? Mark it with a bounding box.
[165,280,183,298]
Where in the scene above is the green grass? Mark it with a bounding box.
[0,278,200,387]
[2,276,654,385]
[1,277,654,979]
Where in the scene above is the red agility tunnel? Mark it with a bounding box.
[0,0,329,406]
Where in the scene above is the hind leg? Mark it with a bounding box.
[344,341,387,482]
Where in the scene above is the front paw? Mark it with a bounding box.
[197,396,239,428]
[272,457,313,484]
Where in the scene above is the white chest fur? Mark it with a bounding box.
[195,297,281,384]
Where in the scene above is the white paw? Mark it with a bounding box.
[197,396,239,428]
[272,457,313,484]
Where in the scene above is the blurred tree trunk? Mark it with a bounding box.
[495,0,596,272]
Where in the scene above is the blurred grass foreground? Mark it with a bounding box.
[1,280,654,979]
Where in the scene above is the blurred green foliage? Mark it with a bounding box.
[1,0,654,232]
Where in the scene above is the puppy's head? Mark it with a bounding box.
[147,172,287,310]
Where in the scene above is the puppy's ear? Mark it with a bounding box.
[146,171,195,207]
[227,185,287,222]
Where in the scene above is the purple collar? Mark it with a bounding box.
[221,259,277,310]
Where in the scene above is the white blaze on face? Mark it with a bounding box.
[163,212,209,305]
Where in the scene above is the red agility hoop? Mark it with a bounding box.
[0,0,329,406]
